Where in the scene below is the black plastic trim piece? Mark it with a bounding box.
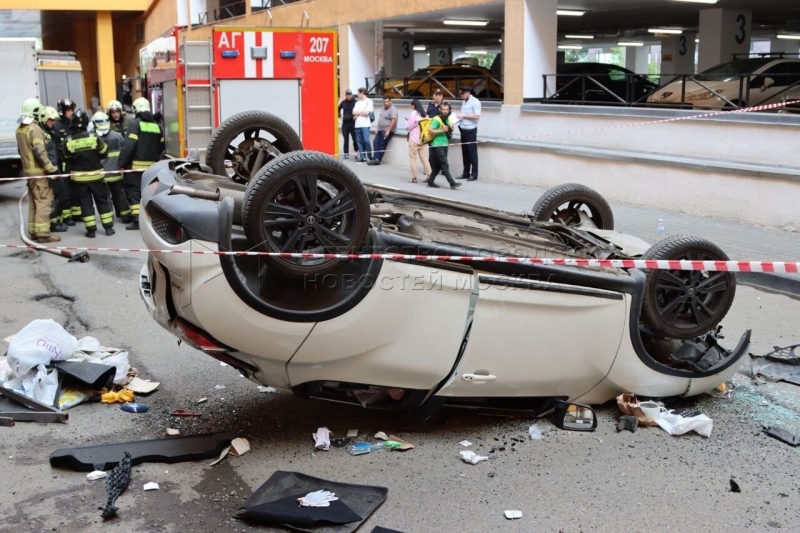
[478,275,624,300]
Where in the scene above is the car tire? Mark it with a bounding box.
[531,183,614,230]
[242,150,371,278]
[641,235,736,340]
[206,110,303,184]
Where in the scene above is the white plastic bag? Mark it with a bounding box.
[7,320,78,377]
[656,411,713,438]
[93,351,130,385]
[0,358,11,383]
[3,364,59,406]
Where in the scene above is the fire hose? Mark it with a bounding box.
[17,189,89,263]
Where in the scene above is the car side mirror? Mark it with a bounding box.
[553,400,597,431]
[761,77,775,91]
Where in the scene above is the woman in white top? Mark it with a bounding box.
[405,99,431,183]
[352,88,374,162]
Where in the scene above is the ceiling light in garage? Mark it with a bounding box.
[465,50,488,55]
[558,45,583,50]
[443,19,489,26]
[648,28,683,35]
[618,41,645,47]
[565,35,594,39]
[557,10,586,16]
[672,0,717,3]
[695,38,700,43]
[413,45,426,51]
[777,34,800,40]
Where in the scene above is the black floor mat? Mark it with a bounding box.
[55,361,116,390]
[234,471,388,533]
[50,432,233,471]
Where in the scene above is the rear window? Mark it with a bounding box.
[695,59,773,81]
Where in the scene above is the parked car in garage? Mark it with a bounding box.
[549,62,659,104]
[647,56,800,109]
[382,64,503,99]
[137,111,749,420]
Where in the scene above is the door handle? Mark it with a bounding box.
[462,373,497,382]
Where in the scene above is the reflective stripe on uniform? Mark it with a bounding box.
[71,171,104,182]
[139,122,161,134]
[108,151,120,157]
[127,133,139,140]
[130,203,140,216]
[99,212,114,224]
[132,160,154,170]
[71,206,82,217]
[104,174,123,183]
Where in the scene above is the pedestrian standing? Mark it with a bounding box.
[38,106,70,232]
[352,88,374,163]
[368,96,397,165]
[62,110,115,238]
[405,99,430,183]
[55,98,82,225]
[456,85,481,181]
[118,97,165,230]
[17,98,61,243]
[92,112,132,223]
[338,89,357,160]
[425,102,460,190]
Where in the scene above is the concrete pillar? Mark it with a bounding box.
[698,9,752,71]
[771,37,800,55]
[504,0,558,105]
[384,37,414,78]
[96,11,116,109]
[660,32,696,75]
[341,23,375,95]
[428,48,451,66]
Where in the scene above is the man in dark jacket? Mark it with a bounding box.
[55,98,81,225]
[39,106,70,232]
[62,110,115,238]
[107,100,131,136]
[338,89,357,159]
[93,111,132,223]
[118,97,165,230]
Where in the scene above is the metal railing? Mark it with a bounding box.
[196,0,302,25]
[542,72,800,111]
[365,75,504,101]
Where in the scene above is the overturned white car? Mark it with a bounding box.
[138,112,749,419]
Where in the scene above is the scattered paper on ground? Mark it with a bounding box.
[210,437,250,466]
[86,471,107,481]
[127,377,160,394]
[347,429,358,437]
[388,435,414,451]
[313,427,332,451]
[257,386,276,393]
[166,428,180,436]
[504,510,522,520]
[143,482,159,491]
[459,440,472,447]
[459,450,488,465]
[375,431,388,440]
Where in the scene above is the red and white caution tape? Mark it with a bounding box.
[0,168,141,183]
[0,244,797,273]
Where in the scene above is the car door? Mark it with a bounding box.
[435,274,628,400]
[753,62,800,104]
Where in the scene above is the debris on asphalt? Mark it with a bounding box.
[86,470,107,481]
[233,471,386,529]
[56,386,93,410]
[100,388,134,404]
[763,425,799,447]
[313,427,332,451]
[347,428,359,437]
[196,397,207,404]
[100,451,132,519]
[50,432,234,471]
[298,489,339,507]
[210,437,251,466]
[257,386,276,393]
[528,424,544,440]
[348,442,385,456]
[3,363,58,406]
[126,377,160,394]
[331,437,351,447]
[6,319,77,377]
[0,385,67,423]
[214,384,226,391]
[459,440,473,447]
[166,428,180,436]
[459,450,489,465]
[143,482,160,491]
[730,479,741,493]
[120,402,148,413]
[707,381,735,399]
[617,416,639,433]
[54,361,115,390]
[593,436,603,443]
[0,416,14,427]
[504,510,523,520]
[170,409,201,417]
[655,409,713,437]
[374,431,388,440]
[616,393,659,426]
[385,436,414,451]
[748,344,800,386]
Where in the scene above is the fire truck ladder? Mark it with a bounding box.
[181,39,214,161]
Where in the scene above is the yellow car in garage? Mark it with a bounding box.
[383,64,503,99]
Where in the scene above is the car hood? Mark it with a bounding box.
[649,79,731,101]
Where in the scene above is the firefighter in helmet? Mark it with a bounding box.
[38,105,71,232]
[118,97,164,230]
[55,97,82,225]
[107,100,130,136]
[16,98,60,243]
[62,109,115,238]
[92,111,132,223]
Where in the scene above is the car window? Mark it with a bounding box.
[435,68,476,78]
[761,62,800,87]
[695,58,773,81]
[607,67,628,82]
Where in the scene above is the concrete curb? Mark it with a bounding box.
[737,272,800,296]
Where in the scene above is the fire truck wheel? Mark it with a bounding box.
[206,111,303,184]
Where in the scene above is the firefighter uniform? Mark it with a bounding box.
[55,98,82,224]
[17,99,59,242]
[63,117,115,237]
[39,106,71,229]
[107,100,130,136]
[92,112,132,223]
[118,98,164,230]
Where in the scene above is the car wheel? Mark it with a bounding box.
[531,183,614,230]
[242,150,371,277]
[206,111,303,184]
[641,235,736,339]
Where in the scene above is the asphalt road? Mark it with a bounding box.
[0,179,799,533]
